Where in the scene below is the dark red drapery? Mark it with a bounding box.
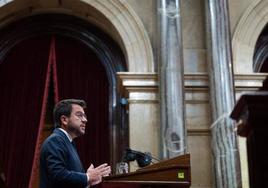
[0,36,51,188]
[28,37,56,188]
[0,35,110,188]
[53,35,110,168]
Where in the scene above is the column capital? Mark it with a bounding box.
[117,72,158,99]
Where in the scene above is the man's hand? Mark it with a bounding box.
[86,163,111,186]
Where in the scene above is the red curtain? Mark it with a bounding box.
[28,37,56,188]
[54,35,110,168]
[0,36,51,188]
[0,35,110,188]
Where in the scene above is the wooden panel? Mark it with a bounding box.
[102,154,191,188]
[231,91,268,187]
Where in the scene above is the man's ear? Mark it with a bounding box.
[60,115,68,126]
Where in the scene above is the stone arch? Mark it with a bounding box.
[0,0,154,72]
[232,0,268,74]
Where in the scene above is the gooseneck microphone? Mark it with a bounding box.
[123,148,159,167]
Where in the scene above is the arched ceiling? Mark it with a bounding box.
[0,0,154,72]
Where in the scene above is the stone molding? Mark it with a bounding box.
[232,0,267,74]
[0,0,154,72]
[117,72,267,96]
[117,72,158,103]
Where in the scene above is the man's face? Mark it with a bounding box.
[64,104,87,138]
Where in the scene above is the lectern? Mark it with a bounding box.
[231,91,268,187]
[101,154,191,188]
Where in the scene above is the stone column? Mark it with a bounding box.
[157,0,187,158]
[206,0,242,187]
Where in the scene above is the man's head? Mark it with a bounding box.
[53,99,87,138]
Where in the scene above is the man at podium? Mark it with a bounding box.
[40,99,111,188]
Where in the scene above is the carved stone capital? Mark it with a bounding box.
[117,72,158,103]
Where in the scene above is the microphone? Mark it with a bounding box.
[123,148,158,167]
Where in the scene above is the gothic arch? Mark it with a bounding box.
[0,0,154,72]
[232,0,268,73]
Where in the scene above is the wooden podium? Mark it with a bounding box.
[231,91,268,187]
[101,154,191,188]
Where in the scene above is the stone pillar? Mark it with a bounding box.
[206,0,242,187]
[157,0,187,158]
[117,72,160,171]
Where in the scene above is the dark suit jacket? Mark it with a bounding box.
[40,128,88,188]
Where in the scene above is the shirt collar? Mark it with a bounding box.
[58,128,73,142]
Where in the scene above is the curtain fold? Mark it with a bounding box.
[28,37,56,188]
[51,36,59,104]
[0,36,51,188]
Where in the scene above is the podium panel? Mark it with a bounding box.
[101,154,191,188]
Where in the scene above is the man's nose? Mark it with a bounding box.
[82,116,87,122]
